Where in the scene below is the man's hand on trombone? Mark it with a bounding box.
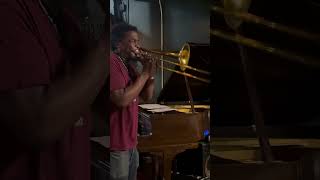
[131,48,156,102]
[134,49,157,79]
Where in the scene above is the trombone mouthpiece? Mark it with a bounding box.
[139,47,147,52]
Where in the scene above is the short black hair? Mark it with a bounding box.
[111,14,123,26]
[111,23,138,51]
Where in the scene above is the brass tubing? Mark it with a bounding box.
[211,29,320,67]
[161,66,211,84]
[140,48,180,58]
[159,58,211,75]
[139,44,210,83]
[212,6,320,41]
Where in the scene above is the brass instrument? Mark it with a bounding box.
[211,0,320,67]
[139,43,211,83]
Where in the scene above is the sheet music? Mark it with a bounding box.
[138,104,170,110]
[139,104,177,113]
[148,107,176,113]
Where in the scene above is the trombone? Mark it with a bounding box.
[211,0,320,67]
[211,0,320,162]
[139,43,211,83]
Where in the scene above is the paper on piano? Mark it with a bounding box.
[147,107,176,113]
[138,104,170,110]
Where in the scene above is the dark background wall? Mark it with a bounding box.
[162,0,210,95]
[211,0,320,130]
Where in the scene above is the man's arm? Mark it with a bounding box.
[139,59,156,102]
[91,80,109,137]
[0,44,107,147]
[110,72,150,108]
[140,78,155,102]
[110,55,157,107]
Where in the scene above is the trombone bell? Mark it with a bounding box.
[178,43,190,71]
[139,43,211,83]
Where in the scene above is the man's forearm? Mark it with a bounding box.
[91,81,109,137]
[0,44,108,147]
[140,79,155,102]
[111,73,149,107]
[40,45,108,143]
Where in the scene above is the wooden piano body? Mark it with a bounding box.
[138,109,209,180]
[212,0,320,179]
[138,111,209,146]
[137,43,211,180]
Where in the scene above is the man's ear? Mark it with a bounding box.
[115,42,121,53]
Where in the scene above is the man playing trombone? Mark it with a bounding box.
[110,23,156,180]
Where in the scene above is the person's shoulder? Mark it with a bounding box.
[0,0,42,45]
[0,0,30,11]
[0,0,16,4]
[110,52,120,64]
[0,0,34,25]
[110,52,118,60]
[110,53,124,74]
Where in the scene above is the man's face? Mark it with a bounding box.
[117,31,140,59]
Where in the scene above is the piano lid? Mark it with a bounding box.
[157,43,210,105]
[212,0,320,138]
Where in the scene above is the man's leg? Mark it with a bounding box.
[128,148,139,180]
[110,151,130,180]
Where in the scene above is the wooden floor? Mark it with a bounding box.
[212,138,320,160]
[135,138,320,179]
[211,138,320,180]
[137,152,208,180]
[213,138,320,148]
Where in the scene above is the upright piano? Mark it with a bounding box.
[212,0,320,179]
[137,43,210,180]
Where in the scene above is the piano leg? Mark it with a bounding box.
[139,143,199,180]
[163,151,176,180]
[150,152,162,180]
[151,150,185,180]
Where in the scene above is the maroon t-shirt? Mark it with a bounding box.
[110,53,139,151]
[0,0,90,180]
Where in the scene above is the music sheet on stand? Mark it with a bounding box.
[139,104,176,113]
